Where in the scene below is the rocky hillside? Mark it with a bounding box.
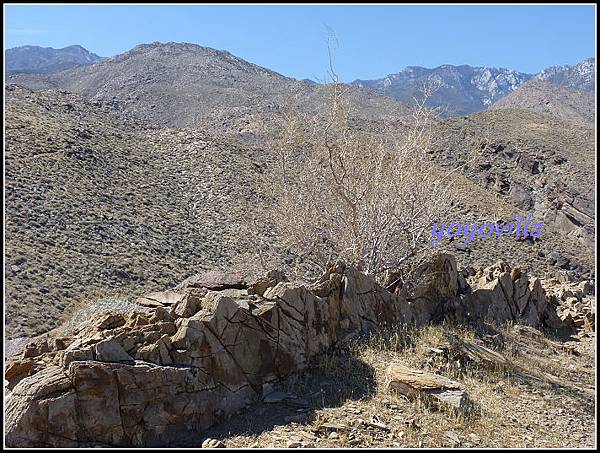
[437,108,595,262]
[5,254,583,447]
[4,85,264,338]
[352,65,533,117]
[490,79,595,125]
[4,42,596,342]
[5,85,594,342]
[5,45,104,74]
[535,57,595,92]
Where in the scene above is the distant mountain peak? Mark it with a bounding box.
[6,44,104,74]
[351,57,594,117]
[535,57,595,92]
[352,64,534,116]
[102,40,286,81]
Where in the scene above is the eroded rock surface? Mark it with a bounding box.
[386,363,469,413]
[5,254,562,447]
[541,277,595,331]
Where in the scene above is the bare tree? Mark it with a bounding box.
[246,40,476,284]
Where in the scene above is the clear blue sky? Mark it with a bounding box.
[4,4,596,82]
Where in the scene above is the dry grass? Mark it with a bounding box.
[201,322,595,448]
[53,290,143,336]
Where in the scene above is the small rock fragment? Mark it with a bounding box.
[202,438,224,448]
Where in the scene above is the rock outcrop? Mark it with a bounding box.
[457,261,562,328]
[5,254,562,447]
[541,277,595,331]
[436,108,595,280]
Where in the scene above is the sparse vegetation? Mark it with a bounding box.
[5,44,594,339]
[3,31,595,450]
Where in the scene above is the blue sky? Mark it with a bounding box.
[4,4,596,82]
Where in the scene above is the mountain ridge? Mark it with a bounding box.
[5,44,105,74]
[351,58,594,116]
[6,41,408,131]
[535,57,595,92]
[352,64,534,116]
[7,41,594,120]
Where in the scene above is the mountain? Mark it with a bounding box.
[490,79,595,125]
[352,65,534,116]
[6,41,405,133]
[535,57,595,92]
[350,58,595,117]
[4,37,596,450]
[9,43,594,124]
[5,44,105,74]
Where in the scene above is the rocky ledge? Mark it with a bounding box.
[5,254,566,447]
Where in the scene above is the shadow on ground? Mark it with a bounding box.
[201,347,378,442]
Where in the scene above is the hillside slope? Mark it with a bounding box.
[6,84,595,340]
[4,85,263,338]
[437,108,595,264]
[490,79,595,125]
[4,43,596,340]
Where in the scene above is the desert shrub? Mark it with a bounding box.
[253,86,465,283]
[244,43,473,283]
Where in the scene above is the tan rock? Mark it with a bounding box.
[137,290,185,308]
[386,363,469,413]
[5,359,35,389]
[249,269,287,296]
[98,313,126,330]
[171,293,201,318]
[176,270,246,291]
[94,338,133,362]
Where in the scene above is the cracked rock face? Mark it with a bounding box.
[5,254,561,447]
[458,261,559,328]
